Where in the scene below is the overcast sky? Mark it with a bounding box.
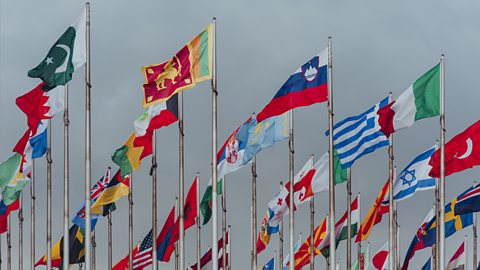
[1,0,480,269]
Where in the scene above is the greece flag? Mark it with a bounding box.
[327,97,389,168]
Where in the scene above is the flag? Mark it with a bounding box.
[392,146,436,201]
[352,244,369,270]
[200,178,222,225]
[134,94,179,159]
[190,231,229,270]
[291,217,328,270]
[309,151,347,196]
[0,199,19,234]
[257,49,328,122]
[112,133,144,177]
[285,157,315,207]
[282,234,302,269]
[160,177,198,262]
[256,208,280,254]
[28,9,86,91]
[91,170,130,215]
[238,113,289,165]
[35,224,85,268]
[142,24,212,107]
[319,196,360,257]
[16,83,64,133]
[261,257,275,270]
[327,97,390,169]
[217,117,251,179]
[156,206,176,262]
[0,153,22,191]
[377,64,440,137]
[429,120,480,178]
[356,179,389,242]
[447,242,465,270]
[112,229,154,270]
[370,242,388,270]
[454,182,480,216]
[421,258,432,270]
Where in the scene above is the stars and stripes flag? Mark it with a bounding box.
[112,229,154,270]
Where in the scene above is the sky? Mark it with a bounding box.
[1,0,480,269]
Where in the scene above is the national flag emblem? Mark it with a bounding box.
[91,170,130,215]
[370,242,389,270]
[356,179,389,242]
[291,217,328,269]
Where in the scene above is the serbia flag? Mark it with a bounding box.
[257,48,328,122]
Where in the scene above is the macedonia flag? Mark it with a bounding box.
[142,24,213,108]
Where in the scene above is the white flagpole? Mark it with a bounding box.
[288,108,294,270]
[179,89,185,270]
[211,17,219,270]
[196,173,201,270]
[388,92,394,270]
[30,160,35,270]
[7,215,11,270]
[346,167,352,270]
[439,54,446,270]
[46,121,52,270]
[63,82,70,270]
[128,173,134,270]
[18,193,23,270]
[279,181,284,270]
[152,131,158,270]
[327,36,336,270]
[252,155,257,270]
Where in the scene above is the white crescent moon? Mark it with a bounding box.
[54,44,71,74]
[457,138,473,159]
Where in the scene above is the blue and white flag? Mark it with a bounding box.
[421,257,432,270]
[392,146,436,202]
[262,257,275,270]
[326,97,389,168]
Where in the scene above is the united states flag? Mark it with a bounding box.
[132,229,154,269]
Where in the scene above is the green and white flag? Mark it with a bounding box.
[28,8,86,91]
[200,178,223,225]
[0,153,22,190]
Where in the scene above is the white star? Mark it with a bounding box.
[45,57,54,65]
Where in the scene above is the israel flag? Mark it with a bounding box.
[327,97,389,168]
[392,146,436,201]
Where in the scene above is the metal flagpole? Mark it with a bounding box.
[175,197,179,270]
[388,92,395,270]
[396,224,400,270]
[325,214,329,270]
[179,89,185,270]
[227,225,231,270]
[128,173,133,270]
[432,202,437,270]
[84,3,92,270]
[474,212,478,269]
[357,193,361,270]
[310,194,315,270]
[7,216,11,270]
[346,168,352,270]
[222,176,227,269]
[18,193,24,270]
[211,17,219,270]
[327,36,336,270]
[251,155,257,270]
[196,173,201,270]
[92,231,96,270]
[288,108,294,270]
[432,243,436,270]
[63,82,70,270]
[46,121,52,270]
[393,167,399,270]
[152,131,158,270]
[439,54,446,270]
[108,213,112,270]
[465,235,468,270]
[279,181,284,270]
[30,160,35,270]
[435,140,440,269]
[0,233,2,270]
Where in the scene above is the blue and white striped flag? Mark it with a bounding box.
[327,97,389,168]
[392,146,436,202]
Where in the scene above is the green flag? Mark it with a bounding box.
[200,178,223,225]
[28,9,86,91]
[0,153,22,189]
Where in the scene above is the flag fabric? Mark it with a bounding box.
[256,208,280,254]
[35,224,85,268]
[328,97,390,169]
[112,133,144,177]
[0,153,22,191]
[190,232,229,270]
[15,83,64,133]
[91,170,130,215]
[454,182,480,216]
[370,242,389,270]
[262,257,275,270]
[256,48,328,122]
[421,258,432,270]
[28,9,86,91]
[200,178,222,225]
[142,24,212,107]
[356,179,389,242]
[112,229,154,270]
[291,217,328,270]
[282,234,302,269]
[156,206,176,262]
[133,94,179,159]
[0,199,19,234]
[309,151,347,196]
[429,120,480,178]
[285,157,315,207]
[352,244,369,270]
[377,64,440,138]
[447,242,465,270]
[238,113,289,165]
[392,146,436,201]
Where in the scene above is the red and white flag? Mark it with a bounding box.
[370,242,389,270]
[446,242,465,270]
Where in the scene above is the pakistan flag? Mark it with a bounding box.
[28,9,86,91]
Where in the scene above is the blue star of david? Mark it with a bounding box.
[401,169,416,186]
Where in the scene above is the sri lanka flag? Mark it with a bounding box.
[257,48,328,122]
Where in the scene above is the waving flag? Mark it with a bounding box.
[352,244,369,270]
[454,182,480,216]
[421,258,432,270]
[447,242,465,270]
[91,170,130,215]
[429,120,480,178]
[157,206,176,262]
[291,217,328,270]
[370,242,389,270]
[282,234,302,269]
[112,133,144,177]
[142,24,212,107]
[356,180,389,242]
[190,232,229,270]
[0,199,19,234]
[327,97,390,168]
[112,230,154,270]
[262,257,275,270]
[257,48,328,122]
[200,178,222,225]
[393,146,436,201]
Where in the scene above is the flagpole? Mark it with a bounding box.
[30,160,35,270]
[151,131,158,270]
[357,193,361,270]
[128,173,133,270]
[432,243,436,270]
[394,167,399,270]
[107,213,112,270]
[346,168,352,270]
[310,194,315,270]
[222,176,227,269]
[288,108,295,270]
[179,87,185,270]
[439,54,446,270]
[7,216,11,270]
[46,121,52,270]
[327,36,336,270]
[211,16,219,270]
[84,3,92,270]
[326,214,329,270]
[18,193,23,270]
[279,181,284,270]
[63,81,70,270]
[196,173,201,270]
[474,212,477,269]
[388,92,394,270]
[396,224,400,270]
[435,140,440,269]
[228,225,231,270]
[175,197,179,270]
[92,231,96,270]
[465,235,468,270]
[251,155,257,270]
